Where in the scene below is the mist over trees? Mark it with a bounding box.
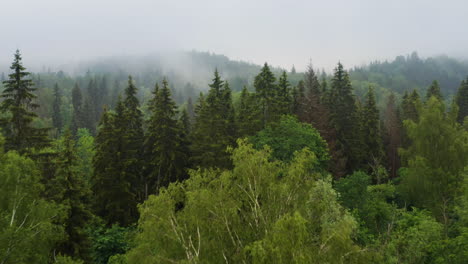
[0,50,467,264]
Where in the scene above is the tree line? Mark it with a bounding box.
[0,50,467,263]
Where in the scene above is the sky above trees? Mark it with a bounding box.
[1,0,467,71]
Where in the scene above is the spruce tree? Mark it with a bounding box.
[254,63,278,126]
[52,83,63,137]
[276,71,292,116]
[190,70,236,169]
[50,129,93,260]
[120,76,144,201]
[71,83,84,135]
[455,78,468,123]
[92,105,136,226]
[292,80,305,117]
[82,97,96,135]
[237,86,262,138]
[144,79,188,194]
[383,93,401,178]
[426,80,443,101]
[186,97,195,124]
[362,86,383,170]
[328,62,362,172]
[0,50,49,153]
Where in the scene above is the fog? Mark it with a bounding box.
[1,0,467,72]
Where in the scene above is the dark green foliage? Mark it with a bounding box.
[328,63,362,172]
[426,80,443,101]
[276,71,292,116]
[254,63,278,126]
[456,78,468,123]
[362,86,384,169]
[383,93,402,178]
[53,83,63,137]
[250,115,329,168]
[0,50,50,153]
[71,83,84,136]
[144,79,188,194]
[50,129,93,260]
[236,86,262,138]
[92,107,137,226]
[190,70,236,169]
[89,224,130,264]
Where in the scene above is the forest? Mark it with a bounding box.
[0,49,467,264]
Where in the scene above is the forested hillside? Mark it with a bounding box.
[0,50,467,264]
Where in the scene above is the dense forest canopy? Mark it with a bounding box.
[0,50,467,264]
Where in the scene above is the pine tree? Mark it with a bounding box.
[82,97,96,135]
[71,83,84,135]
[254,63,278,126]
[362,86,383,170]
[401,89,422,147]
[52,83,63,137]
[292,80,305,117]
[455,78,468,123]
[426,80,443,101]
[49,129,93,260]
[0,50,49,153]
[144,79,188,194]
[186,97,195,124]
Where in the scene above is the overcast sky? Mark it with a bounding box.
[1,0,467,72]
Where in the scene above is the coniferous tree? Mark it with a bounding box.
[82,97,96,135]
[93,105,136,226]
[362,86,384,171]
[52,83,63,137]
[276,71,292,116]
[254,63,277,126]
[71,83,84,135]
[328,62,362,172]
[292,80,305,117]
[237,86,262,138]
[426,80,443,101]
[186,97,195,124]
[401,89,422,147]
[455,78,468,123]
[144,79,188,194]
[190,70,236,169]
[383,93,402,178]
[120,76,144,201]
[49,129,93,260]
[0,50,49,153]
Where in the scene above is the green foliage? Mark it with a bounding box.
[124,140,368,263]
[53,83,63,136]
[399,97,468,220]
[75,128,95,183]
[426,80,443,101]
[236,86,262,138]
[0,50,50,153]
[89,224,130,264]
[362,86,384,170]
[190,70,236,169]
[0,136,64,263]
[144,79,189,194]
[455,78,468,123]
[254,63,279,125]
[250,115,329,168]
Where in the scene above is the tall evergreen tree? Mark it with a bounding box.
[426,80,443,101]
[276,71,292,116]
[190,70,236,169]
[328,62,362,172]
[362,86,384,171]
[92,105,136,226]
[52,83,63,137]
[455,78,468,124]
[82,97,96,135]
[144,79,188,194]
[49,129,93,260]
[237,86,262,138]
[186,96,195,124]
[254,63,278,126]
[71,83,84,135]
[383,93,402,178]
[0,50,49,153]
[120,76,144,201]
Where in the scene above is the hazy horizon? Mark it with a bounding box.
[1,0,467,72]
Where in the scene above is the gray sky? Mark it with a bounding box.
[1,0,467,72]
